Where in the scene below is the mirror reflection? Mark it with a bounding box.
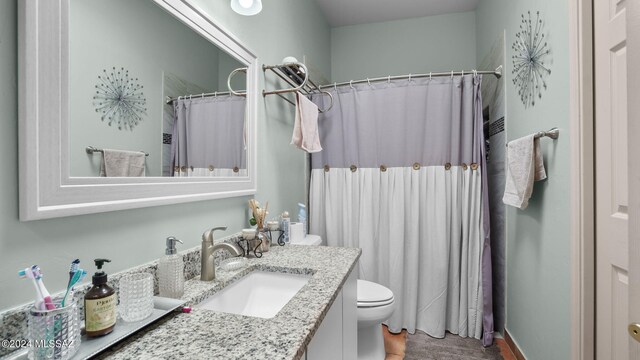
[68,0,247,177]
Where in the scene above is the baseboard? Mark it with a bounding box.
[504,329,527,360]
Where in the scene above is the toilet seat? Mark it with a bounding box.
[357,280,394,308]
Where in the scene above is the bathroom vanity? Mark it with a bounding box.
[91,245,360,360]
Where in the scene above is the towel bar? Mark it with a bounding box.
[86,146,149,157]
[534,127,559,139]
[262,61,334,113]
[506,128,559,147]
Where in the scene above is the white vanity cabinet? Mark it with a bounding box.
[305,268,357,360]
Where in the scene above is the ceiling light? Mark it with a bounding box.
[231,0,262,16]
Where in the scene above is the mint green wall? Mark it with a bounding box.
[330,12,476,82]
[476,1,572,359]
[0,0,330,310]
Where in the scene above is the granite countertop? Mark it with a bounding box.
[95,245,360,360]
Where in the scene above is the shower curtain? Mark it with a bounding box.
[171,95,246,177]
[310,75,494,345]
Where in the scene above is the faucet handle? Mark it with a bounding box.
[202,226,228,242]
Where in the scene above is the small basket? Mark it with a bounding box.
[27,302,81,360]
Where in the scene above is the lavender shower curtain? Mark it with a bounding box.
[171,95,246,177]
[310,75,494,345]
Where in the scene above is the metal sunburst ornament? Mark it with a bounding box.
[93,67,147,131]
[511,11,551,107]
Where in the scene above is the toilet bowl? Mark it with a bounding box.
[294,235,395,360]
[357,279,395,360]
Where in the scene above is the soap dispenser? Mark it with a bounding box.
[84,259,116,338]
[158,236,184,299]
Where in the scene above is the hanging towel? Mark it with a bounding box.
[502,134,547,209]
[100,149,146,177]
[291,93,322,153]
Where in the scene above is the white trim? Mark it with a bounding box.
[626,0,640,356]
[18,0,259,221]
[569,0,595,359]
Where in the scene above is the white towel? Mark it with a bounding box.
[503,134,547,209]
[100,149,146,177]
[291,93,322,153]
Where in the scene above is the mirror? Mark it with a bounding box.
[19,0,258,220]
[68,0,247,178]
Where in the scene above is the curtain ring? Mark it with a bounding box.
[334,82,337,91]
[461,70,464,76]
[408,73,412,82]
[215,91,218,97]
[201,93,204,98]
[367,78,371,86]
[189,94,192,100]
[429,72,432,80]
[451,70,454,79]
[388,75,391,84]
[350,80,354,89]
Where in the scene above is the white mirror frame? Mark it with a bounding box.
[18,0,258,221]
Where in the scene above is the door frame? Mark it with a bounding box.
[569,0,595,359]
[626,0,640,357]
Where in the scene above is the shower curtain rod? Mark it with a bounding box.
[165,90,246,104]
[318,65,503,90]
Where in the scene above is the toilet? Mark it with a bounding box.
[292,235,396,360]
[356,279,395,360]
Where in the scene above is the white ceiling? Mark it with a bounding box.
[313,0,480,27]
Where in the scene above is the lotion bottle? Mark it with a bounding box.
[84,259,116,337]
[158,236,185,299]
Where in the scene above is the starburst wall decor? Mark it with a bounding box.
[93,67,147,131]
[512,11,552,108]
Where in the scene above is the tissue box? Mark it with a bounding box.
[289,222,304,243]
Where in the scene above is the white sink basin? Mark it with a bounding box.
[197,271,311,318]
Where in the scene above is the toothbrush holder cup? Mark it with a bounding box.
[118,273,154,322]
[27,301,81,360]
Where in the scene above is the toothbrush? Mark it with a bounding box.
[18,266,54,310]
[30,266,56,310]
[66,259,80,288]
[18,267,46,310]
[61,259,81,306]
[32,266,56,310]
[61,269,86,307]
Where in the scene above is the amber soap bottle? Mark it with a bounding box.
[84,259,116,337]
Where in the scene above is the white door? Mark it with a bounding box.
[626,0,640,358]
[595,0,630,358]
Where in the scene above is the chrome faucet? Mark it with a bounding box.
[201,226,243,281]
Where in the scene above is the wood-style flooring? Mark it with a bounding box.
[383,325,517,360]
